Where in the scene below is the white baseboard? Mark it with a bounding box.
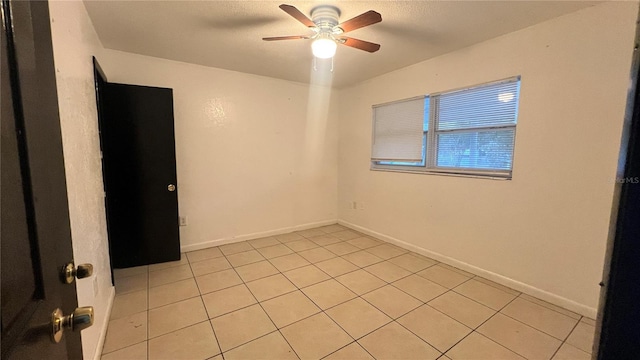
[180,219,338,253]
[338,220,598,319]
[93,286,116,360]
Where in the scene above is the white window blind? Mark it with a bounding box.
[371,97,425,162]
[437,81,519,130]
[434,79,519,171]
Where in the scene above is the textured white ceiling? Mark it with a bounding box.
[83,1,597,88]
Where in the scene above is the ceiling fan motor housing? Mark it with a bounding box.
[311,5,342,34]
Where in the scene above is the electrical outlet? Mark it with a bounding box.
[93,276,99,297]
[358,202,365,210]
[352,201,357,209]
[179,216,188,226]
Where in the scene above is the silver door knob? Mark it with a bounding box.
[51,306,94,343]
[61,262,93,284]
[168,184,176,192]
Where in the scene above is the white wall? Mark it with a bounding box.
[48,1,113,359]
[337,1,637,316]
[97,51,339,251]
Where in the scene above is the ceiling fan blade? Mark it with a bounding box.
[262,35,310,41]
[340,37,381,53]
[337,10,382,33]
[279,4,316,28]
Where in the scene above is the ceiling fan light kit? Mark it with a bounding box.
[312,33,337,59]
[263,4,382,61]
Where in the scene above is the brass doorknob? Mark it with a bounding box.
[51,306,94,343]
[61,262,93,284]
[168,184,176,192]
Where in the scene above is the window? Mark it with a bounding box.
[371,77,520,178]
[372,97,428,167]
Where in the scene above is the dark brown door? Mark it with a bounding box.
[1,0,85,358]
[95,71,180,269]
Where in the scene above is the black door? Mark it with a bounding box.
[1,0,87,358]
[95,71,180,268]
[595,7,640,359]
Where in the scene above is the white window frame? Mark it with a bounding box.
[371,76,520,179]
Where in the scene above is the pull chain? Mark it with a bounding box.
[312,57,335,72]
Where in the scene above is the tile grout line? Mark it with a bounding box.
[352,286,447,357]
[172,232,490,358]
[351,248,582,346]
[145,261,234,345]
[471,289,583,344]
[143,241,478,353]
[146,264,194,289]
[101,339,148,356]
[257,232,448,360]
[281,231,539,358]
[187,249,227,360]
[517,293,583,321]
[424,286,573,357]
[549,317,584,360]
[109,237,325,356]
[438,291,524,358]
[232,230,465,358]
[116,238,422,296]
[216,246,304,360]
[332,226,585,357]
[319,342,365,360]
[250,233,368,357]
[103,266,152,357]
[119,228,451,358]
[146,289,212,340]
[492,308,581,344]
[111,225,581,360]
[317,251,480,348]
[205,301,226,360]
[308,228,568,355]
[248,232,380,360]
[402,276,481,327]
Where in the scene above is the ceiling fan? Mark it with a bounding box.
[263,4,382,59]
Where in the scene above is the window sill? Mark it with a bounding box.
[370,166,512,180]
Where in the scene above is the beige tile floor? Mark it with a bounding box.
[101,224,596,360]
